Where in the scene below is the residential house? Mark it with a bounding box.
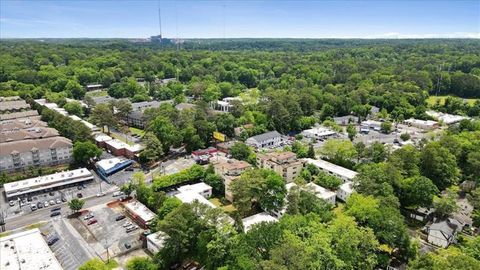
[242,212,278,232]
[427,218,463,248]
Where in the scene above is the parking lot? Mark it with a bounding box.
[0,169,117,218]
[40,218,94,270]
[162,156,196,175]
[70,203,144,260]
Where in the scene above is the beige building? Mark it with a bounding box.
[257,151,305,183]
[214,159,252,201]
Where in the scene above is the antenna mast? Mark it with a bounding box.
[158,0,162,42]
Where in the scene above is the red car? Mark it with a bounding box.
[87,219,97,225]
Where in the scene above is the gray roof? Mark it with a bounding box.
[91,95,115,105]
[429,218,461,238]
[131,100,172,111]
[248,131,282,142]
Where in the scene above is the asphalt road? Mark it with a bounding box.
[4,191,118,231]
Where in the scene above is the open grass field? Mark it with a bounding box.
[427,95,478,106]
[129,127,145,137]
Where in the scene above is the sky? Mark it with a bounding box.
[1,0,479,39]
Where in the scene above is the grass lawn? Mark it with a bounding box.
[208,198,237,212]
[105,259,119,269]
[85,90,108,97]
[427,95,478,107]
[129,127,145,137]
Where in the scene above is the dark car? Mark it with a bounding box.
[47,236,59,246]
[51,207,61,212]
[115,215,126,221]
[50,211,61,217]
[77,186,83,190]
[61,197,67,202]
[77,193,83,198]
[37,202,44,209]
[49,191,55,196]
[27,197,33,202]
[125,167,133,171]
[87,219,97,225]
[124,242,131,249]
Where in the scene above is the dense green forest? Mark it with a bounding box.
[1,39,479,270]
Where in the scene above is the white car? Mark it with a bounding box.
[96,192,106,197]
[44,201,49,207]
[122,222,132,228]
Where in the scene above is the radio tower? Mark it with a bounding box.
[158,0,162,42]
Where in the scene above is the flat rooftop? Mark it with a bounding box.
[0,228,63,270]
[96,157,131,172]
[124,201,156,223]
[242,212,278,232]
[4,168,93,197]
[306,182,336,200]
[177,182,212,195]
[175,191,217,208]
[304,158,358,180]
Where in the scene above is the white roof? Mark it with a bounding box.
[286,182,298,191]
[94,133,112,142]
[362,120,382,126]
[4,168,92,197]
[175,191,217,208]
[302,126,336,137]
[304,158,358,180]
[95,157,127,171]
[216,100,232,107]
[146,231,167,247]
[339,181,354,194]
[0,228,63,270]
[426,110,469,125]
[124,201,156,223]
[404,118,438,126]
[242,212,278,232]
[306,182,336,200]
[105,139,129,149]
[177,182,212,195]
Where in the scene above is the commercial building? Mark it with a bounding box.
[104,139,144,159]
[124,200,156,228]
[0,228,63,270]
[301,126,336,141]
[336,181,354,202]
[426,110,470,125]
[95,157,134,181]
[146,231,167,254]
[3,168,93,199]
[305,182,336,205]
[0,110,40,121]
[94,133,113,148]
[304,158,358,183]
[333,115,359,126]
[404,119,439,130]
[214,159,252,201]
[0,136,73,172]
[257,151,305,183]
[0,126,59,143]
[246,131,285,149]
[242,212,278,232]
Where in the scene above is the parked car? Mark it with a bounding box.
[37,202,44,209]
[61,197,67,202]
[56,199,61,204]
[123,222,132,228]
[44,201,49,207]
[50,211,61,217]
[77,186,83,190]
[112,191,125,197]
[84,213,94,220]
[115,215,126,221]
[27,197,33,202]
[87,219,97,225]
[51,207,61,212]
[81,183,87,188]
[49,192,55,196]
[126,227,138,233]
[8,201,15,207]
[31,204,37,211]
[77,193,83,198]
[49,200,55,205]
[47,236,59,246]
[96,192,106,197]
[124,242,131,249]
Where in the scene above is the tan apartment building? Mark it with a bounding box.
[214,159,252,201]
[256,151,305,183]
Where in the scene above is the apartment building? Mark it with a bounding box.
[214,159,252,201]
[257,151,305,183]
[0,126,59,143]
[0,136,73,172]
